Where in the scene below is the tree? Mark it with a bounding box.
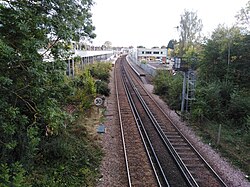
[0,0,96,183]
[178,10,203,56]
[236,0,250,32]
[153,70,182,110]
[199,25,244,83]
[103,41,112,50]
[192,24,250,128]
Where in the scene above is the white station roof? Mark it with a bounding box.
[72,50,113,57]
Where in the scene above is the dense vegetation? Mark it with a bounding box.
[153,5,250,176]
[0,0,111,186]
[153,71,182,110]
[0,60,111,186]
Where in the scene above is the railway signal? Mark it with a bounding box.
[173,57,196,114]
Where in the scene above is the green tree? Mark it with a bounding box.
[236,0,250,32]
[192,81,234,122]
[0,0,96,184]
[193,24,250,127]
[103,41,112,50]
[178,10,203,56]
[153,70,182,110]
[199,25,248,86]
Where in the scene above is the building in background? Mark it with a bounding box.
[137,48,167,62]
[137,47,174,70]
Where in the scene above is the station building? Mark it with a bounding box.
[137,48,167,62]
[136,47,174,71]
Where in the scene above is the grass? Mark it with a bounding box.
[192,121,250,179]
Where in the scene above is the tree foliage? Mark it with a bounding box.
[0,0,99,185]
[153,70,182,110]
[236,0,250,32]
[199,25,250,88]
[178,10,203,56]
[89,62,112,96]
[153,5,250,175]
[192,24,250,129]
[103,41,112,50]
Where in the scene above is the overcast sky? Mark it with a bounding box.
[91,0,249,48]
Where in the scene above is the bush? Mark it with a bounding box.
[96,80,110,96]
[153,70,182,110]
[28,123,103,186]
[70,68,97,110]
[90,62,112,82]
[227,92,250,128]
[0,162,30,187]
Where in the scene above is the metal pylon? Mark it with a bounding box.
[185,70,196,112]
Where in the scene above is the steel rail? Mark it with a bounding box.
[122,60,197,186]
[114,57,132,187]
[121,64,170,187]
[124,56,228,187]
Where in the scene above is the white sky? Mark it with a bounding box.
[91,0,249,48]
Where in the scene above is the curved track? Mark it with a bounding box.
[115,55,228,187]
[115,57,160,186]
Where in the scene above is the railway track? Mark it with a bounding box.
[115,55,228,187]
[114,57,160,186]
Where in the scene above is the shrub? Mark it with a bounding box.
[96,80,110,96]
[0,162,30,187]
[28,124,103,186]
[153,70,182,110]
[90,62,112,82]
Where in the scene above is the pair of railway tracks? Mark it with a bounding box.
[114,55,228,187]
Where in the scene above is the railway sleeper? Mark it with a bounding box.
[121,111,133,114]
[182,160,202,166]
[174,147,191,150]
[165,131,179,134]
[165,135,181,138]
[168,138,185,142]
[174,148,192,153]
[189,169,210,175]
[171,142,187,146]
[186,163,205,168]
[177,152,196,156]
[181,157,200,161]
